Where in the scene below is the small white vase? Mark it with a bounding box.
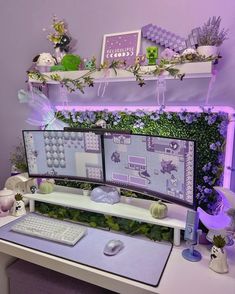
[209,245,229,273]
[197,46,218,58]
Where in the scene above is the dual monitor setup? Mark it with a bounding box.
[22,129,196,209]
[4,128,198,283]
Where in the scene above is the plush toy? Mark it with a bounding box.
[51,54,81,71]
[146,46,158,65]
[181,48,198,61]
[95,119,107,129]
[32,53,56,73]
[33,53,56,67]
[54,34,71,62]
[91,186,120,204]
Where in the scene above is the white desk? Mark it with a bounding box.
[0,215,234,294]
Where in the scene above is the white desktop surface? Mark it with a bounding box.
[0,215,234,294]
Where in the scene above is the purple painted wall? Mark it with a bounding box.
[0,0,235,187]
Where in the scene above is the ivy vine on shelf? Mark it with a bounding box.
[27,55,217,93]
[36,202,173,242]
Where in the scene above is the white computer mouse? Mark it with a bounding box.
[103,239,124,256]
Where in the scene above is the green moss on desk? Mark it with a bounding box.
[35,202,173,242]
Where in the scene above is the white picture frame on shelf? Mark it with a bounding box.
[101,30,141,66]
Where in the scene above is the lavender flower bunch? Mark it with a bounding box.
[198,16,228,46]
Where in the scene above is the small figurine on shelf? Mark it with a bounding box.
[84,57,97,70]
[47,16,72,63]
[146,46,158,65]
[209,235,229,274]
[12,193,26,217]
[181,48,198,61]
[135,54,146,65]
[32,52,56,72]
[50,54,81,71]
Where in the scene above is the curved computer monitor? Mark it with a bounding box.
[23,130,196,208]
[22,130,104,184]
[103,133,196,208]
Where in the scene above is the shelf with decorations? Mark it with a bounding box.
[26,16,220,97]
[28,61,213,85]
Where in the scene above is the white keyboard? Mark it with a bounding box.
[11,214,87,246]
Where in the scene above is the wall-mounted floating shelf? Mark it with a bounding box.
[29,61,212,84]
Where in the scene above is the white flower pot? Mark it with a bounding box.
[12,200,26,217]
[83,190,90,196]
[197,46,218,58]
[209,245,229,273]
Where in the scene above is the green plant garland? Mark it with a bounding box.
[35,202,173,242]
[27,55,217,93]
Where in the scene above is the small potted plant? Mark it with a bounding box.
[80,182,92,196]
[197,16,228,57]
[10,140,28,175]
[209,235,228,273]
[12,193,26,217]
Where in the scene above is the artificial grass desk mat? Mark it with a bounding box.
[0,213,172,287]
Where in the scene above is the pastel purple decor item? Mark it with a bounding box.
[102,31,140,66]
[141,24,187,52]
[160,48,176,60]
[90,186,120,204]
[141,24,199,52]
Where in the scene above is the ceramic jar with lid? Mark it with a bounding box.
[0,188,15,217]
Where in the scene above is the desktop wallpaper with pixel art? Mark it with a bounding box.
[23,131,104,181]
[104,133,195,205]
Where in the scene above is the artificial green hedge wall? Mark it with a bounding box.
[56,107,228,212]
[38,107,228,241]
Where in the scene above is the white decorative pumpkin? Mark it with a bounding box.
[150,200,168,219]
[39,179,54,194]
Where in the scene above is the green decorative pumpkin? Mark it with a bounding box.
[150,200,168,219]
[39,180,54,194]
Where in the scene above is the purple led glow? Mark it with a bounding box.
[55,105,235,189]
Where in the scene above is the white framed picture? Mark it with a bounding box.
[101,30,141,66]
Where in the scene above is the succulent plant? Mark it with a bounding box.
[80,182,92,190]
[212,235,226,248]
[198,16,228,46]
[15,193,23,201]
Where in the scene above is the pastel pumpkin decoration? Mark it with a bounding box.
[150,200,168,219]
[39,179,54,194]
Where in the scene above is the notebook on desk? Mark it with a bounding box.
[0,213,172,287]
